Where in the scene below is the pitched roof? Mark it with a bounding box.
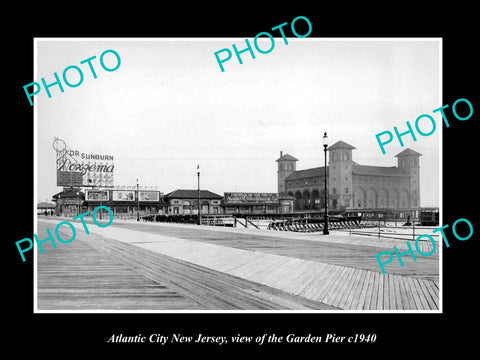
[276,153,298,162]
[52,188,84,199]
[164,189,223,199]
[352,165,410,177]
[285,166,327,181]
[395,148,422,157]
[328,140,356,150]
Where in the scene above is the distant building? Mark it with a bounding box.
[52,188,166,218]
[277,141,421,212]
[83,189,166,218]
[164,189,223,215]
[37,202,56,215]
[52,188,85,217]
[223,192,294,214]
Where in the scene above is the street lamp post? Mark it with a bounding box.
[99,189,103,220]
[76,191,80,217]
[197,165,201,225]
[136,179,140,221]
[322,131,329,235]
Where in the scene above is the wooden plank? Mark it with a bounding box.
[376,271,384,310]
[283,259,316,293]
[423,279,439,310]
[363,271,375,310]
[342,268,365,309]
[416,278,437,310]
[401,275,418,310]
[320,266,350,305]
[225,253,275,279]
[332,267,358,309]
[343,269,365,310]
[355,270,372,310]
[372,271,382,310]
[412,278,431,310]
[388,274,396,310]
[277,258,312,291]
[330,267,354,308]
[383,273,390,310]
[351,269,369,310]
[249,257,295,285]
[290,262,329,295]
[328,267,355,307]
[392,275,403,310]
[406,276,425,310]
[396,275,410,310]
[300,263,338,299]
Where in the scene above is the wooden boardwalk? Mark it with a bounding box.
[36,221,336,311]
[108,221,439,281]
[36,219,440,311]
[114,221,440,255]
[36,230,202,310]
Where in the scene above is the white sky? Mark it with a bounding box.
[36,38,441,207]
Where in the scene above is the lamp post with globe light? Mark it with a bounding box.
[322,132,329,235]
[197,165,201,225]
[136,179,140,221]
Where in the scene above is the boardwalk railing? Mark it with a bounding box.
[140,214,237,227]
[138,214,437,242]
[141,214,276,229]
[347,222,440,242]
[267,218,364,233]
[267,218,440,241]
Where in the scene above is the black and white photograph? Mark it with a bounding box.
[34,38,441,312]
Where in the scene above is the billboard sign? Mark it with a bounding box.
[56,170,83,187]
[54,137,114,187]
[112,190,135,201]
[224,192,279,204]
[139,191,160,202]
[85,190,110,201]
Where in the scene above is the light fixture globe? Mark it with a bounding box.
[322,131,329,147]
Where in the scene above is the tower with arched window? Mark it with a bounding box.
[328,141,355,210]
[277,140,424,213]
[395,148,422,207]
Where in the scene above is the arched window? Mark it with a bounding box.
[280,164,285,171]
[201,201,210,215]
[294,191,302,211]
[183,201,191,214]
